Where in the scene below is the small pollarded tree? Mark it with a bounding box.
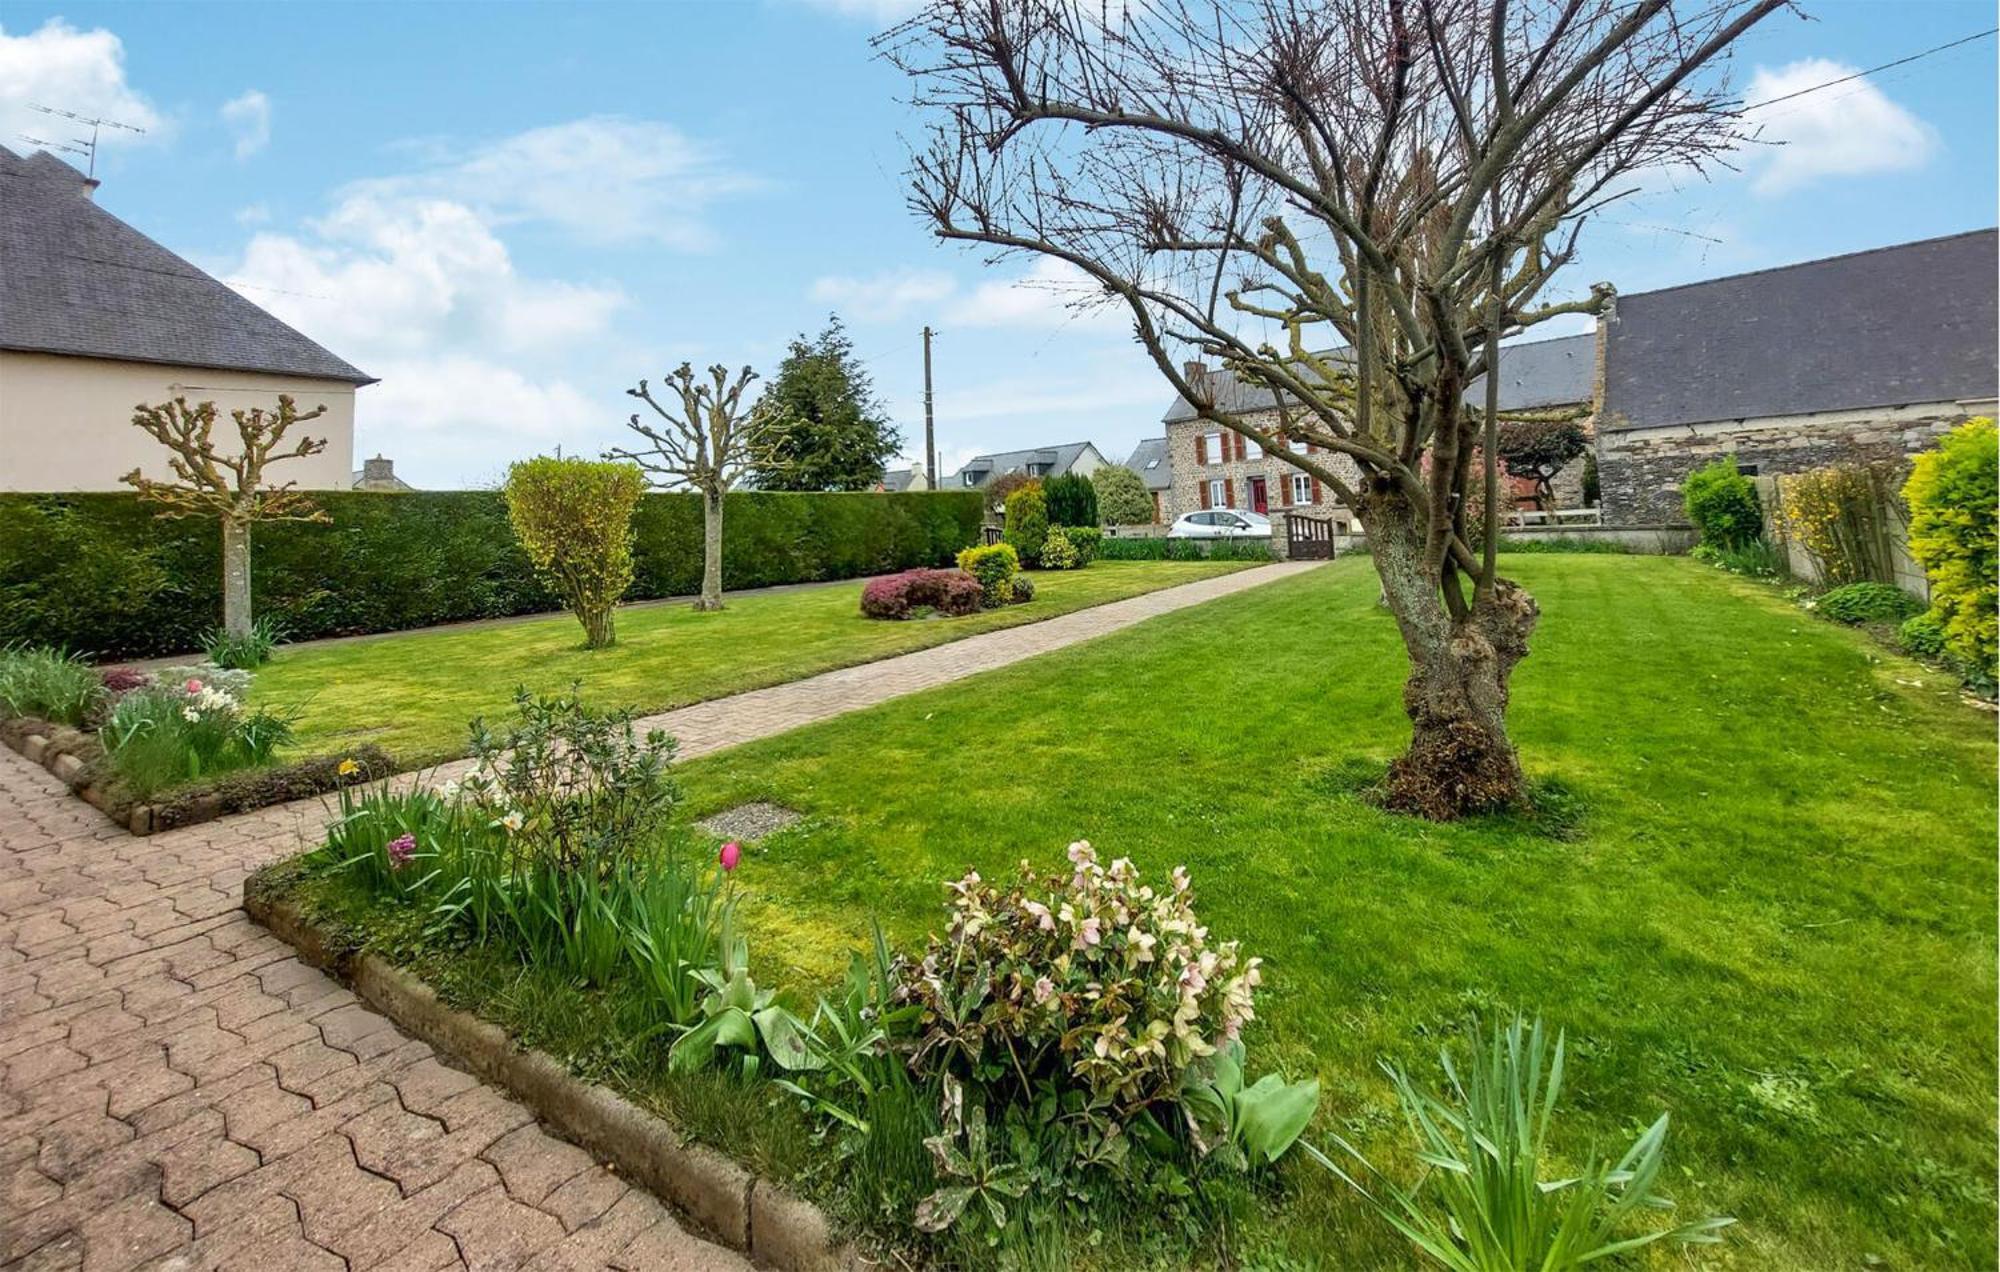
[121,395,329,640]
[1497,419,1589,509]
[608,363,770,612]
[503,457,644,649]
[886,0,1787,818]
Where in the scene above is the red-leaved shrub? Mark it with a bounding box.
[100,667,152,695]
[860,569,985,620]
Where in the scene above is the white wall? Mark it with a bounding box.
[0,351,358,492]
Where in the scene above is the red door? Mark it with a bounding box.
[1247,477,1268,514]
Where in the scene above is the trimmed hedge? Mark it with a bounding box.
[1097,536,1274,562]
[0,490,984,659]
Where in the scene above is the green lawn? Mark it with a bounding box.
[251,560,1253,766]
[673,553,1997,1269]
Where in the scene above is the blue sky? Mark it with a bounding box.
[3,1,1994,487]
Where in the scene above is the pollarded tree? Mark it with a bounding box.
[608,363,770,612]
[121,395,329,641]
[1497,419,1589,509]
[886,0,1785,818]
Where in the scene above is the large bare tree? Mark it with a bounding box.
[608,363,770,612]
[885,0,1787,818]
[122,395,329,641]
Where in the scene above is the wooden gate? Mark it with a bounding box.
[1287,514,1335,560]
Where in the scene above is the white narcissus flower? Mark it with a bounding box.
[181,707,200,723]
[500,810,524,832]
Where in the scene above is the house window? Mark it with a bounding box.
[1245,437,1263,460]
[1736,462,1760,477]
[1145,457,1160,470]
[1289,439,1307,455]
[1208,478,1228,509]
[1291,474,1312,505]
[1203,432,1223,465]
[1029,462,1051,476]
[962,470,981,488]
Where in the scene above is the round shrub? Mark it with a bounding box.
[955,542,1021,604]
[1003,485,1048,565]
[1815,582,1922,626]
[1009,575,1035,603]
[1040,526,1081,570]
[1903,417,1997,681]
[1067,524,1102,564]
[1899,611,1948,658]
[1682,457,1763,550]
[860,568,984,620]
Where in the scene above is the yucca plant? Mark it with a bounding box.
[1309,1015,1733,1271]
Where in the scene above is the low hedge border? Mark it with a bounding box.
[242,874,866,1272]
[0,714,390,835]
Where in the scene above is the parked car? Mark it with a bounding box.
[1167,509,1271,540]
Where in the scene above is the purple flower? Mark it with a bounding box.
[387,833,416,870]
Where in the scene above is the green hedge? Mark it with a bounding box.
[1096,535,1273,562]
[0,490,984,659]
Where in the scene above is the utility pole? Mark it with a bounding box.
[922,325,937,488]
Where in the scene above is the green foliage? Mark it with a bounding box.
[1003,485,1049,565]
[103,671,299,798]
[1903,417,1998,681]
[1495,420,1588,506]
[953,543,1020,603]
[1898,611,1948,659]
[1689,538,1786,578]
[203,614,284,669]
[503,458,644,649]
[1097,535,1273,561]
[1093,464,1156,527]
[670,923,817,1075]
[1067,525,1102,564]
[1181,1039,1320,1168]
[1493,536,1629,555]
[0,490,984,660]
[1041,472,1099,528]
[1682,457,1764,550]
[1312,1015,1732,1271]
[752,317,902,491]
[0,645,105,725]
[1815,582,1922,626]
[1039,526,1081,570]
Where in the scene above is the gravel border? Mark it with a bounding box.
[243,885,873,1272]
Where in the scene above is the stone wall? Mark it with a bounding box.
[1595,400,1993,525]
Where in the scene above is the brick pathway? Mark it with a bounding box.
[0,560,1315,1269]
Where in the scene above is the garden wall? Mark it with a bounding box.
[0,489,985,659]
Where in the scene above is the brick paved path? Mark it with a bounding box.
[0,560,1315,1269]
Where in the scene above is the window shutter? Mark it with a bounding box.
[1310,476,1323,504]
[1228,432,1240,462]
[1195,435,1207,465]
[1151,491,1161,522]
[1198,482,1210,510]
[1225,478,1235,508]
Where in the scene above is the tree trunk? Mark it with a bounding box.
[695,488,725,612]
[220,516,253,639]
[580,602,616,649]
[1365,494,1538,820]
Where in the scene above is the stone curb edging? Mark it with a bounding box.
[244,887,872,1272]
[0,720,162,834]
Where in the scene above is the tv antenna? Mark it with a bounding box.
[27,103,147,178]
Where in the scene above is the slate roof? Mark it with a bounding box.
[1601,229,1999,431]
[0,147,373,385]
[1123,437,1172,490]
[880,467,922,492]
[946,441,1099,488]
[1160,332,1595,423]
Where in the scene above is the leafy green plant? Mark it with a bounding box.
[669,922,817,1075]
[203,614,285,669]
[1814,582,1922,626]
[954,543,1021,604]
[1003,485,1049,566]
[0,645,106,725]
[1041,472,1099,528]
[916,1080,1029,1234]
[1899,611,1948,659]
[1903,417,1997,682]
[1682,457,1763,551]
[1180,1039,1320,1168]
[1690,537,1785,578]
[1066,525,1102,564]
[502,456,645,648]
[1093,464,1154,526]
[1095,536,1272,562]
[1039,526,1081,570]
[1311,1015,1732,1271]
[102,671,299,797]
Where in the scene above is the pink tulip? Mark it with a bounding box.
[185,678,203,694]
[718,841,741,872]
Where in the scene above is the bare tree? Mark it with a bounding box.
[609,363,769,612]
[884,0,1787,818]
[122,395,330,640]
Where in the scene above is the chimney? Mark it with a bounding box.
[361,455,395,488]
[83,178,100,201]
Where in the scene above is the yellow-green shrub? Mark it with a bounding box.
[503,458,644,649]
[1903,418,1997,683]
[1777,462,1903,586]
[955,542,1021,603]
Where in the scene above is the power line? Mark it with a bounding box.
[1736,27,1996,114]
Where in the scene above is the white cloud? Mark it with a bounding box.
[810,269,955,322]
[794,0,926,23]
[345,116,762,249]
[1742,59,1936,195]
[0,19,163,162]
[220,89,269,159]
[235,201,270,226]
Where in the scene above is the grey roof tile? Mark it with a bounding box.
[0,147,373,384]
[1123,437,1171,490]
[945,441,1098,488]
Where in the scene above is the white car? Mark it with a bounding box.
[1167,509,1271,540]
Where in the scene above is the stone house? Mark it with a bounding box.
[945,441,1106,492]
[1596,229,1999,524]
[878,466,931,492]
[0,146,373,492]
[1158,332,1595,536]
[1120,437,1172,522]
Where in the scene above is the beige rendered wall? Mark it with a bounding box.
[0,351,358,492]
